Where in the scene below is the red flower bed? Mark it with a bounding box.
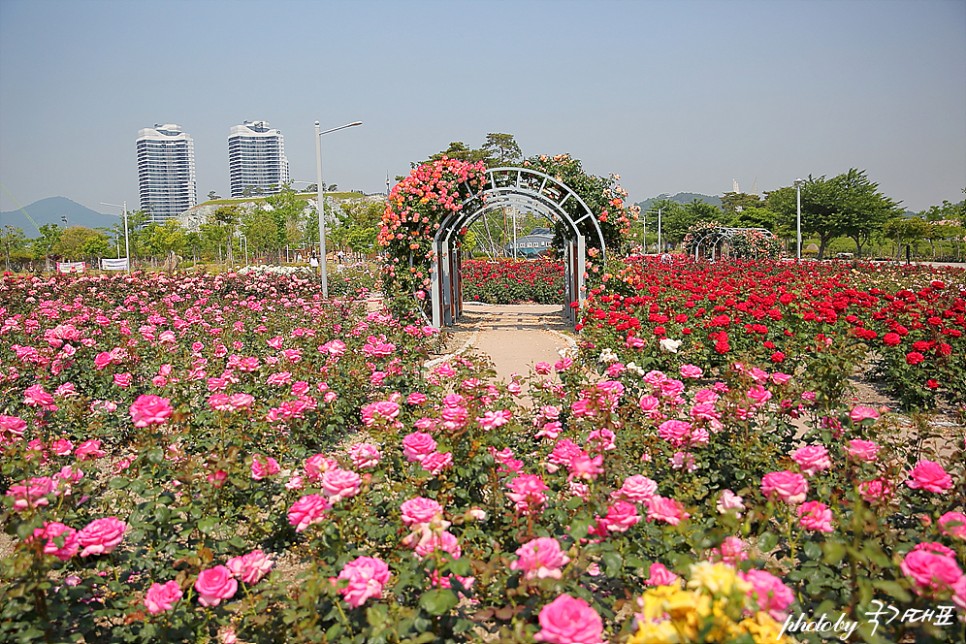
[580,257,966,411]
[462,258,565,304]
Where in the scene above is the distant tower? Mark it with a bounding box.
[228,120,289,197]
[136,124,197,224]
[732,179,741,194]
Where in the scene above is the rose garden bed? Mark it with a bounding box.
[1,262,964,643]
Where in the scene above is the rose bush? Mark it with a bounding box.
[1,265,964,642]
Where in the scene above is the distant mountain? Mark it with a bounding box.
[635,193,723,212]
[0,197,119,236]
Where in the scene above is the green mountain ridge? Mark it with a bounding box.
[0,197,118,234]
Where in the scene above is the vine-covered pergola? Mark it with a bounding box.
[685,225,779,261]
[430,166,606,328]
[379,155,636,329]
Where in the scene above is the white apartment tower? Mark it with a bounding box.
[228,120,289,197]
[136,124,197,223]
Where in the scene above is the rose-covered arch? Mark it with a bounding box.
[683,223,781,261]
[379,155,637,328]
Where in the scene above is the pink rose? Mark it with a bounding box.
[797,500,834,533]
[858,477,894,503]
[845,439,880,462]
[402,431,437,463]
[400,497,444,526]
[742,569,795,621]
[250,454,280,480]
[645,495,689,525]
[615,475,657,503]
[348,443,381,470]
[73,439,105,461]
[287,494,330,532]
[533,594,604,644]
[129,394,173,428]
[194,565,238,607]
[790,445,831,476]
[336,556,390,608]
[321,468,362,503]
[715,536,749,565]
[716,490,745,515]
[30,522,79,561]
[900,543,963,594]
[510,537,570,580]
[599,500,640,533]
[645,562,680,586]
[849,405,880,423]
[906,460,953,493]
[938,511,966,539]
[226,549,273,585]
[77,517,127,557]
[761,470,809,504]
[144,580,183,614]
[421,451,453,475]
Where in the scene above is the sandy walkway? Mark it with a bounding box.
[433,302,575,382]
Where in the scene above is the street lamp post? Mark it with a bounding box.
[100,201,131,273]
[315,120,362,298]
[657,207,663,253]
[793,179,804,260]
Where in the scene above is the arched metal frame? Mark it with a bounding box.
[430,167,606,329]
[691,227,773,261]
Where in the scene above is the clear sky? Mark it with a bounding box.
[1,0,964,216]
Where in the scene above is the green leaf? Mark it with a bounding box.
[420,589,458,616]
[758,532,779,553]
[602,551,623,576]
[803,541,822,560]
[447,557,471,577]
[871,580,912,603]
[197,517,219,535]
[823,541,846,565]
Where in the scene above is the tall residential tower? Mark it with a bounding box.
[228,120,289,197]
[136,124,197,223]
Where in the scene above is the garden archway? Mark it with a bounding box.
[430,166,607,328]
[688,226,775,261]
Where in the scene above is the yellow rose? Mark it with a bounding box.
[688,562,751,596]
[628,620,681,644]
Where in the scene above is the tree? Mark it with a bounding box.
[425,141,488,165]
[767,170,899,259]
[883,217,931,258]
[240,207,278,257]
[482,133,523,167]
[720,192,762,218]
[207,191,220,201]
[649,199,723,247]
[141,220,187,261]
[52,226,108,262]
[1,225,28,271]
[833,169,901,257]
[264,187,307,257]
[32,223,63,270]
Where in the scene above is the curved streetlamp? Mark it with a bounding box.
[315,120,362,297]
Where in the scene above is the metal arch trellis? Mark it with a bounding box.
[429,167,607,329]
[691,226,773,261]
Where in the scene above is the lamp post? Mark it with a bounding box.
[793,179,804,260]
[100,201,130,273]
[657,207,663,253]
[315,120,362,298]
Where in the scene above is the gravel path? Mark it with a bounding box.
[433,303,576,382]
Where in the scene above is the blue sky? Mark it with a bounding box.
[1,0,964,216]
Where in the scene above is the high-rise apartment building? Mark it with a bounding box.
[136,124,197,223]
[228,120,289,197]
